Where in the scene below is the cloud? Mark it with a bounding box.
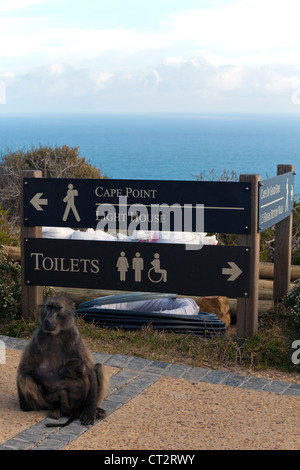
[265,72,300,93]
[3,55,300,113]
[2,0,299,68]
[1,0,300,90]
[1,0,300,112]
[0,0,46,12]
[147,56,247,96]
[92,71,115,91]
[145,55,300,100]
[162,0,300,63]
[0,9,173,66]
[2,62,117,110]
[0,79,5,104]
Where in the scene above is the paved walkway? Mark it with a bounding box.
[0,335,299,450]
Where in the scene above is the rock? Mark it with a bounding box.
[196,296,231,327]
[1,245,21,263]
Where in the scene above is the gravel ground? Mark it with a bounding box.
[0,349,45,445]
[1,347,299,450]
[64,376,300,450]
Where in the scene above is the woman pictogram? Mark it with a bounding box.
[116,252,129,281]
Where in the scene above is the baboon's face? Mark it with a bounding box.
[39,296,75,334]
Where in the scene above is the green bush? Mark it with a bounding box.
[0,144,105,225]
[292,197,300,265]
[0,247,55,323]
[0,248,22,321]
[284,280,300,331]
[0,205,20,246]
[293,248,300,265]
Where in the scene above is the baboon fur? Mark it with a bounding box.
[32,358,100,428]
[17,294,109,426]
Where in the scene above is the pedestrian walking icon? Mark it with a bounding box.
[62,184,81,222]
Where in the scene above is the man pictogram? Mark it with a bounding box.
[132,252,144,282]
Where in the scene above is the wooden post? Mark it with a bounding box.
[21,170,43,320]
[237,174,261,339]
[273,164,294,302]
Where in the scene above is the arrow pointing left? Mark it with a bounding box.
[30,193,48,211]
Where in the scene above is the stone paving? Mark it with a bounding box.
[0,335,299,450]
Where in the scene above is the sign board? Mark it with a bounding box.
[24,238,250,298]
[23,178,252,234]
[258,172,294,232]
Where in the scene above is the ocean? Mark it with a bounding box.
[0,113,299,195]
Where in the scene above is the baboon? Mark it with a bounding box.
[17,294,109,426]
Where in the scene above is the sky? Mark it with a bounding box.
[1,0,300,113]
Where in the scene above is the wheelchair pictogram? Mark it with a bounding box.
[148,253,167,283]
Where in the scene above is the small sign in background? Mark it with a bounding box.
[258,171,294,232]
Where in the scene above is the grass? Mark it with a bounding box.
[1,303,299,375]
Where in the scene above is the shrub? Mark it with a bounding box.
[292,197,300,265]
[0,247,55,322]
[284,280,300,332]
[0,205,20,246]
[0,248,22,321]
[0,145,105,225]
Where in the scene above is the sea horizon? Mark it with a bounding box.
[0,112,299,195]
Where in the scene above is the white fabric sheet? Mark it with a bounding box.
[93,297,200,316]
[42,227,218,245]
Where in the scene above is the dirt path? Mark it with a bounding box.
[1,346,299,450]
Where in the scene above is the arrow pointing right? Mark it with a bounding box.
[222,262,242,281]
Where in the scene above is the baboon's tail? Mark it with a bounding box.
[45,416,75,428]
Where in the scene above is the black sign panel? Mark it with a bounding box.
[24,238,250,298]
[23,178,251,234]
[258,172,294,232]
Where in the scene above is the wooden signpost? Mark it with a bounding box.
[21,171,43,321]
[273,165,294,302]
[237,174,260,338]
[20,164,295,338]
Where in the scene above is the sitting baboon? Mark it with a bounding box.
[17,294,109,425]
